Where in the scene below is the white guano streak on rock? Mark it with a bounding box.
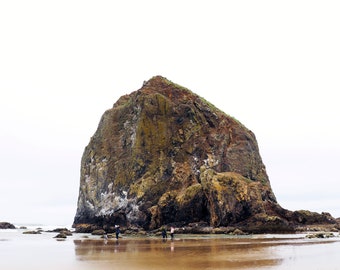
[97,190,129,216]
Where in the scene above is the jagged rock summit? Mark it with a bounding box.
[73,76,337,233]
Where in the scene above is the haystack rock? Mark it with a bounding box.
[73,76,337,233]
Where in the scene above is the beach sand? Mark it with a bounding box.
[1,229,340,269]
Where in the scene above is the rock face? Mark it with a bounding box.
[73,76,337,233]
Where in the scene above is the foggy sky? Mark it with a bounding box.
[1,0,339,226]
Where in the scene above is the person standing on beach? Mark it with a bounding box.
[161,227,167,240]
[115,225,120,240]
[170,226,175,240]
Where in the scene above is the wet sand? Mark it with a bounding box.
[1,230,340,269]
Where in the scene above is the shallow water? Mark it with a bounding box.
[1,230,340,269]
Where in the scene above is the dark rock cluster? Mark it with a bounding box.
[0,222,16,229]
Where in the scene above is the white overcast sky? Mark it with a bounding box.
[1,0,339,226]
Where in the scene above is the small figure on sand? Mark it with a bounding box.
[170,226,175,240]
[115,225,120,240]
[161,227,167,240]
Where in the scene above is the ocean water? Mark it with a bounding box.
[1,228,340,270]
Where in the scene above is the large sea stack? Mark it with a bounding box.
[73,76,337,233]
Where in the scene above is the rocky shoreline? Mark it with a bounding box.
[73,215,340,236]
[2,220,340,241]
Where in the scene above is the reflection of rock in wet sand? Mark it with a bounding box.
[73,238,284,269]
